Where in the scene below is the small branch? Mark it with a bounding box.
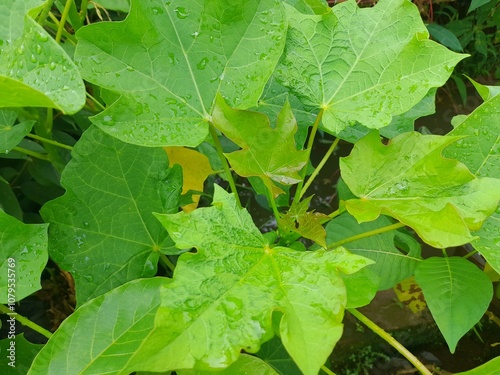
[348,308,432,375]
[328,222,406,249]
[209,123,241,207]
[37,0,56,26]
[321,365,336,375]
[55,0,73,43]
[0,304,52,339]
[12,147,50,161]
[300,137,340,200]
[86,92,106,111]
[26,133,73,151]
[160,254,176,272]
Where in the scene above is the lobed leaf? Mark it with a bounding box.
[212,95,308,197]
[75,0,287,147]
[154,186,372,375]
[276,0,466,134]
[0,210,48,303]
[340,131,500,248]
[0,0,85,113]
[40,126,182,305]
[415,257,493,353]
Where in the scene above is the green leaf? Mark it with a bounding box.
[326,213,421,290]
[456,355,500,374]
[276,0,466,134]
[75,0,287,147]
[468,0,493,13]
[212,95,308,197]
[444,93,500,273]
[0,0,85,113]
[0,210,48,303]
[426,23,463,52]
[177,354,279,375]
[0,334,44,375]
[341,267,379,309]
[285,0,329,15]
[40,126,182,305]
[0,109,34,153]
[28,278,167,375]
[256,336,303,375]
[154,186,372,375]
[340,131,500,247]
[89,0,130,13]
[414,257,493,353]
[279,196,328,247]
[468,77,500,101]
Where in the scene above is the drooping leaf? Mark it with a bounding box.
[393,276,426,313]
[0,0,85,113]
[40,126,182,305]
[414,257,493,353]
[212,95,308,197]
[276,0,466,134]
[0,334,43,375]
[177,354,279,375]
[426,23,463,52]
[153,186,372,375]
[279,196,328,247]
[0,210,48,303]
[74,0,287,147]
[444,92,500,273]
[165,146,214,212]
[0,109,34,154]
[28,278,167,375]
[340,131,500,248]
[326,213,421,290]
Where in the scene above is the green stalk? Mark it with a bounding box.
[348,309,432,375]
[55,0,73,43]
[328,222,405,249]
[26,133,73,151]
[0,305,52,339]
[12,147,49,161]
[44,21,77,45]
[86,92,106,111]
[267,188,281,225]
[209,123,241,207]
[300,137,340,200]
[37,0,56,26]
[292,108,325,206]
[321,365,336,375]
[160,254,176,272]
[80,0,89,24]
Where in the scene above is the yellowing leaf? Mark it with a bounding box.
[165,147,214,212]
[394,276,426,313]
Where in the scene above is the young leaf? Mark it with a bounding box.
[279,196,328,247]
[154,186,372,375]
[415,257,493,353]
[165,146,214,212]
[340,131,500,248]
[0,210,48,303]
[0,110,34,154]
[75,0,286,147]
[326,213,421,290]
[276,0,466,134]
[212,95,308,197]
[28,278,167,375]
[444,93,500,273]
[0,0,85,113]
[40,126,182,305]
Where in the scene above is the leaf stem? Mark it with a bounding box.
[328,222,406,249]
[0,304,52,339]
[348,308,432,375]
[293,108,325,206]
[321,365,336,375]
[37,0,55,26]
[55,0,73,43]
[86,92,106,111]
[80,0,89,24]
[267,187,281,225]
[12,147,50,161]
[26,133,73,151]
[463,249,478,259]
[300,137,340,200]
[160,254,176,272]
[209,123,241,207]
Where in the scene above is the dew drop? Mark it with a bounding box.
[49,61,56,70]
[36,44,42,55]
[197,57,209,70]
[126,65,134,71]
[30,54,37,63]
[174,6,188,19]
[36,32,49,42]
[83,274,94,282]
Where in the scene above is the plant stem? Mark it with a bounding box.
[86,92,106,111]
[208,123,241,207]
[80,0,89,24]
[37,0,55,26]
[463,249,478,259]
[0,305,52,339]
[321,365,336,375]
[328,222,405,249]
[160,254,176,272]
[267,188,281,224]
[293,108,325,206]
[348,308,432,375]
[300,137,340,200]
[12,147,50,161]
[26,133,73,151]
[55,0,73,43]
